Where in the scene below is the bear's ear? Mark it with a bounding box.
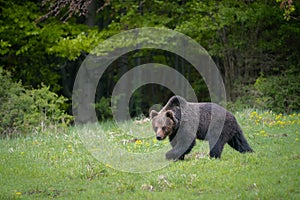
[165,110,175,121]
[150,110,158,119]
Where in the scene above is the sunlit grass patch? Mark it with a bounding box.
[76,119,170,154]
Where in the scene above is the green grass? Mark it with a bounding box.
[1,109,299,199]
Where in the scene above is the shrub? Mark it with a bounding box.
[0,67,72,137]
[94,97,113,120]
[254,69,300,113]
[227,83,257,112]
[230,68,300,114]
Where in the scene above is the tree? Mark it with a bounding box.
[1,0,299,118]
[0,0,90,92]
[38,0,300,113]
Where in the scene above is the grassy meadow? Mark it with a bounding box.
[0,109,299,199]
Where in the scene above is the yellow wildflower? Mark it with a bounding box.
[135,140,142,145]
[163,140,169,144]
[260,130,268,136]
[105,163,112,168]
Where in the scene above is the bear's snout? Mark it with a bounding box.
[156,128,166,140]
[154,127,166,140]
[156,135,163,140]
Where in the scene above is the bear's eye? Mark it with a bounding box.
[154,127,158,132]
[162,126,166,131]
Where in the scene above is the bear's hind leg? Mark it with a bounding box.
[179,155,185,160]
[209,139,226,158]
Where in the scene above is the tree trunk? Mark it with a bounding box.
[85,0,97,27]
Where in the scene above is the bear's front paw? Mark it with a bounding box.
[165,151,175,160]
[166,151,181,161]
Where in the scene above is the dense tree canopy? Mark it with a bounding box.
[1,0,299,119]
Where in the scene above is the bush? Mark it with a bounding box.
[229,68,300,114]
[253,69,300,113]
[94,97,113,120]
[226,83,257,113]
[0,67,73,137]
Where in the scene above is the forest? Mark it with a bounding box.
[1,0,300,134]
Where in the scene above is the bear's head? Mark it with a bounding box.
[150,110,177,140]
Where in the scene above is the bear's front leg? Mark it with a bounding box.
[166,149,184,161]
[166,139,196,161]
[166,145,190,161]
[166,135,183,161]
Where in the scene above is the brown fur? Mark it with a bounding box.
[150,96,253,161]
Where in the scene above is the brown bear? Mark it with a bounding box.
[150,96,253,161]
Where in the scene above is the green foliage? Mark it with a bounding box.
[1,0,300,121]
[45,0,185,60]
[254,70,300,113]
[276,0,297,20]
[0,67,72,137]
[94,97,113,120]
[176,0,300,101]
[47,29,109,61]
[0,39,11,55]
[0,0,90,91]
[230,69,300,113]
[192,79,210,102]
